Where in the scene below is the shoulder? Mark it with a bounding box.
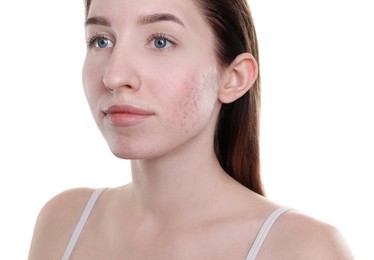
[262,209,354,259]
[28,188,96,259]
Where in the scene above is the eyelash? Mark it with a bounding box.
[86,33,113,49]
[147,33,176,49]
[86,32,176,49]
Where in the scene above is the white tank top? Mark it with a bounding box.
[61,189,292,260]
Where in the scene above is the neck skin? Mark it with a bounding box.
[126,113,244,225]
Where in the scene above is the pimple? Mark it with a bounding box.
[174,75,203,128]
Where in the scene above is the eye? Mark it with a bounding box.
[87,35,114,49]
[153,38,170,49]
[96,38,113,48]
[149,34,175,49]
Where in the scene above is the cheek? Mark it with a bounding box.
[82,57,103,109]
[168,69,220,130]
[180,77,202,121]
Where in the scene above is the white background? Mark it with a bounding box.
[0,0,373,259]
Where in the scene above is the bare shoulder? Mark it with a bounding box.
[262,209,354,259]
[28,188,96,259]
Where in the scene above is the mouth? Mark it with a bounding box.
[103,105,154,127]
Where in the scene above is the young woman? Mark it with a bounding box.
[29,0,354,259]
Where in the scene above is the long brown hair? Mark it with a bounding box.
[195,0,264,195]
[83,0,264,195]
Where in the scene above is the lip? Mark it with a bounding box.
[103,105,154,127]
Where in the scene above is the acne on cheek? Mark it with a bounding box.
[182,76,201,118]
[174,71,217,132]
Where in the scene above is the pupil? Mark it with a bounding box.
[155,38,166,48]
[98,39,108,48]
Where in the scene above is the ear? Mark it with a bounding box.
[218,53,258,104]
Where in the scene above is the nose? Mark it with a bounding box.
[103,47,141,92]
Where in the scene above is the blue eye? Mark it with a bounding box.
[153,38,168,48]
[96,38,113,48]
[150,34,174,49]
[87,35,114,49]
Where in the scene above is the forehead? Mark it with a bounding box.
[87,0,207,29]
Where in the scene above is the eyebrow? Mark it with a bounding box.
[137,13,185,27]
[85,13,184,28]
[85,16,110,27]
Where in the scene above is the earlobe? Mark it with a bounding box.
[218,53,258,104]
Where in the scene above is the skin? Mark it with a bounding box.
[29,0,354,259]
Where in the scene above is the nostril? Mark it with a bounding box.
[103,70,141,92]
[102,52,141,91]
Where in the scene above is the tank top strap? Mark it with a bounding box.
[246,207,293,260]
[61,188,106,260]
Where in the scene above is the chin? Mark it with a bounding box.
[108,143,158,160]
[110,147,142,160]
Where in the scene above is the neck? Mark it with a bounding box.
[127,139,235,223]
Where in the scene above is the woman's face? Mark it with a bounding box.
[83,0,223,159]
